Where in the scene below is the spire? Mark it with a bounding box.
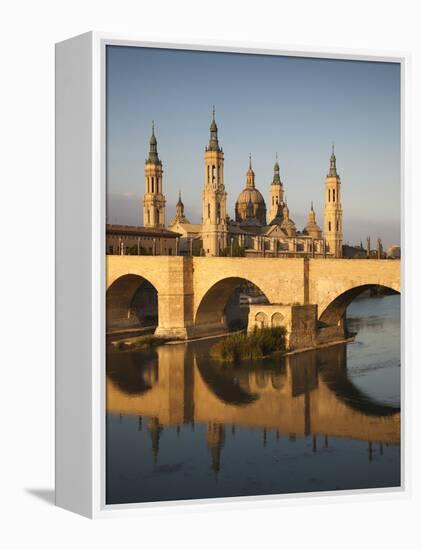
[170,189,190,225]
[328,142,338,177]
[175,190,184,220]
[309,201,316,223]
[147,121,160,163]
[246,154,255,189]
[272,152,281,185]
[207,106,220,151]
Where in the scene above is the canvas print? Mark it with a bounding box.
[105,46,401,505]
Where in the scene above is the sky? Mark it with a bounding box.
[106,46,401,247]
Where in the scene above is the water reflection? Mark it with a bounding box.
[106,295,400,504]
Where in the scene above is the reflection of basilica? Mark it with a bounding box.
[106,342,400,473]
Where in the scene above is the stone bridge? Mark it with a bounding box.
[106,256,400,345]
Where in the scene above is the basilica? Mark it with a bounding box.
[142,111,343,258]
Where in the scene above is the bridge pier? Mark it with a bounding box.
[154,290,195,339]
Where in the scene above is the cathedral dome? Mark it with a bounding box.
[236,187,266,208]
[235,156,267,226]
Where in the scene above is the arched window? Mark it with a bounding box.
[217,202,221,223]
[333,189,336,202]
[328,221,331,231]
[151,177,154,193]
[255,312,268,329]
[271,312,284,327]
[207,165,210,184]
[212,165,216,183]
[208,203,211,218]
[147,209,150,224]
[336,221,339,231]
[328,189,331,202]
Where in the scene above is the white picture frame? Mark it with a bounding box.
[55,32,410,518]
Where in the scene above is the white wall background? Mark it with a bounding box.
[0,0,419,547]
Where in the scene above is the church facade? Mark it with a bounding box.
[144,112,343,258]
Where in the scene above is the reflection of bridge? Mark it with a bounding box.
[107,256,400,344]
[106,342,400,470]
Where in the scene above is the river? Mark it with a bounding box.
[106,293,401,504]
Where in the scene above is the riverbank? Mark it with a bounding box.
[110,334,173,351]
[111,328,356,356]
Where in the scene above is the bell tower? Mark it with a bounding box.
[323,145,343,257]
[201,108,228,256]
[268,153,284,223]
[143,122,166,228]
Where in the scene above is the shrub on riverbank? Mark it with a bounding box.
[210,327,286,363]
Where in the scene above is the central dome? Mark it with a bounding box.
[235,157,267,226]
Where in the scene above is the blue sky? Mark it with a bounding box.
[106,46,401,246]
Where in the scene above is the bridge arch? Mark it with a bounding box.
[106,273,158,332]
[318,284,400,328]
[194,276,270,334]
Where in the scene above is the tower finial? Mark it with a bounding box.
[328,143,338,177]
[272,153,281,185]
[208,106,220,151]
[311,200,314,211]
[249,153,252,169]
[148,120,159,163]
